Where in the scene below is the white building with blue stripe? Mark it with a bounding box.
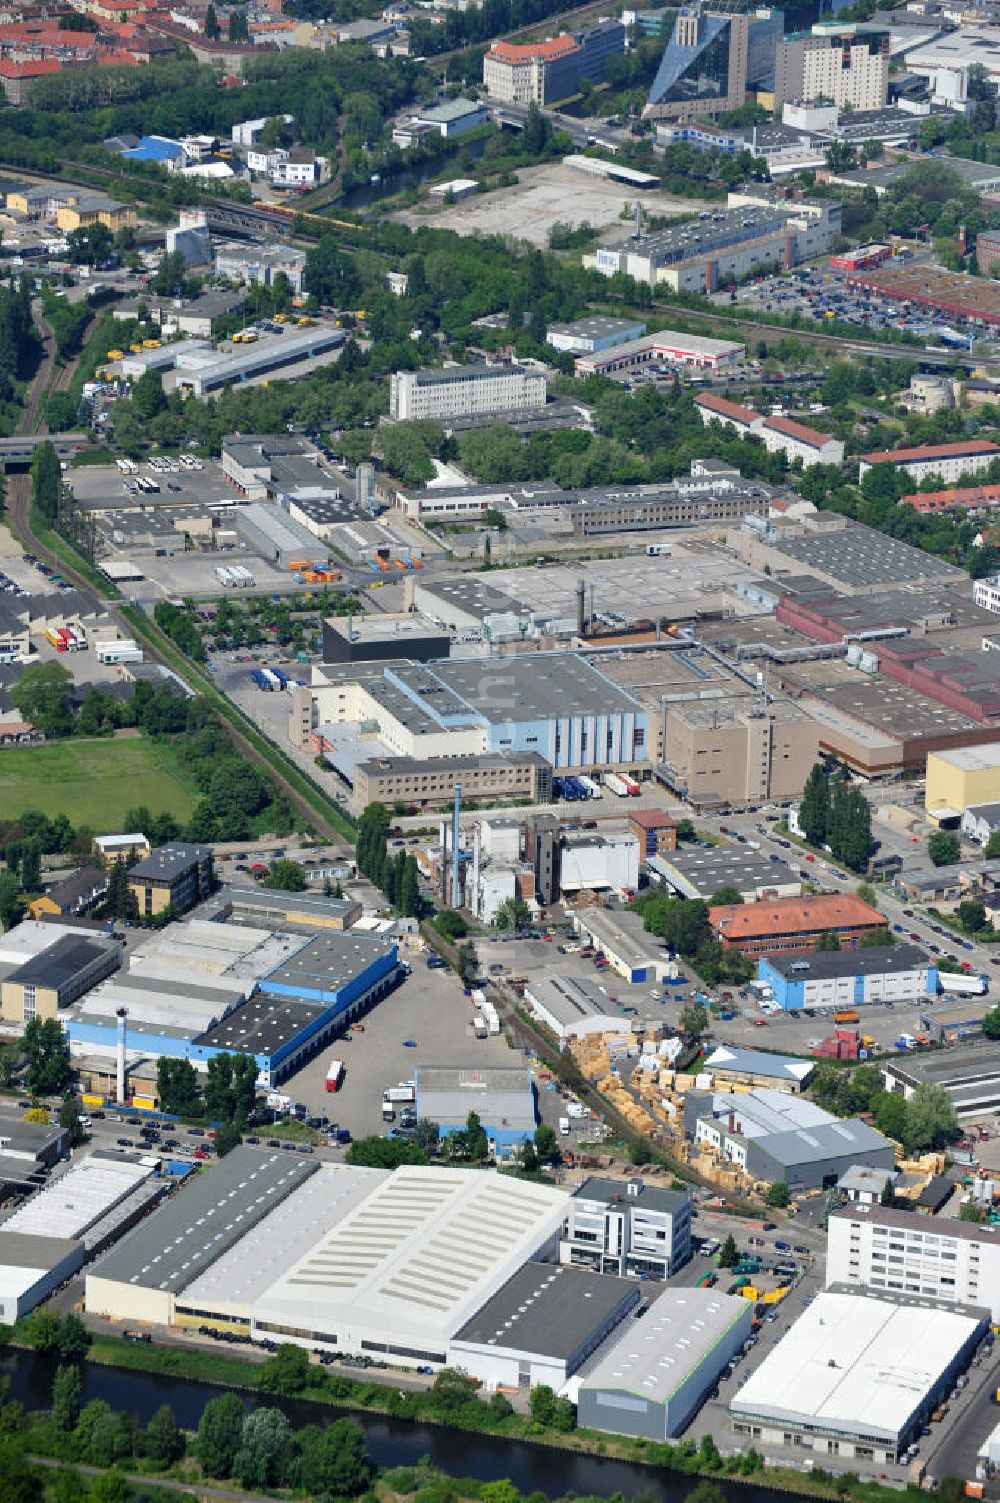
[758,944,936,1013]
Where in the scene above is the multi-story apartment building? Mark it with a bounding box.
[827,1205,1000,1321]
[858,440,1000,485]
[127,844,213,919]
[561,1177,692,1278]
[388,364,546,422]
[773,26,889,112]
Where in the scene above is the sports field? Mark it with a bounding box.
[0,736,197,830]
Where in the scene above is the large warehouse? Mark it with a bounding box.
[757,944,935,1012]
[413,1066,537,1161]
[0,1232,85,1325]
[730,1289,987,1463]
[3,1156,163,1255]
[522,974,634,1042]
[577,1288,752,1439]
[86,1154,572,1368]
[882,1042,1000,1118]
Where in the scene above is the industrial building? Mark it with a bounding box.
[388,364,547,423]
[0,1232,85,1325]
[577,1288,753,1438]
[322,613,450,667]
[858,440,1000,485]
[252,1165,570,1365]
[826,1205,1000,1321]
[204,884,361,932]
[558,833,639,895]
[882,1043,1000,1118]
[171,325,346,397]
[522,974,635,1042]
[686,1088,895,1189]
[660,697,820,808]
[730,1289,987,1462]
[127,843,213,919]
[3,1156,163,1255]
[547,316,648,354]
[649,847,801,902]
[413,1066,536,1161]
[708,894,886,957]
[351,752,553,811]
[926,743,1000,818]
[449,1263,640,1392]
[0,1112,68,1174]
[757,945,935,1012]
[0,931,122,1023]
[699,1046,814,1094]
[214,242,306,294]
[234,502,329,569]
[573,329,745,376]
[561,1176,692,1278]
[571,907,672,983]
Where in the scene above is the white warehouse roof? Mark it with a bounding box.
[579,1287,752,1404]
[254,1166,570,1354]
[3,1157,153,1241]
[730,1290,985,1444]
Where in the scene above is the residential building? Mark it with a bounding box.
[708,893,886,957]
[579,1289,753,1438]
[926,743,1000,816]
[660,697,820,808]
[28,867,109,922]
[826,1204,1000,1321]
[757,944,935,1012]
[758,414,844,468]
[388,364,546,422]
[858,440,1000,484]
[0,60,61,106]
[0,934,121,1024]
[272,148,327,187]
[644,7,783,122]
[627,807,678,856]
[93,833,150,868]
[961,800,1000,844]
[773,26,890,112]
[686,1087,895,1188]
[126,843,213,918]
[560,1175,692,1277]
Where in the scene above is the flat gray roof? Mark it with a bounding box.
[765,522,962,589]
[580,1287,751,1404]
[653,848,799,897]
[415,1065,536,1131]
[129,843,210,882]
[195,992,327,1056]
[8,934,118,989]
[215,885,361,926]
[755,1117,891,1168]
[764,944,929,981]
[524,974,630,1028]
[830,1203,1000,1244]
[0,1231,82,1270]
[433,653,640,721]
[261,930,395,994]
[576,1175,689,1215]
[91,1147,318,1293]
[452,1262,639,1357]
[886,1042,1000,1090]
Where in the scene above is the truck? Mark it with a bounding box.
[472,1015,488,1039]
[325,1059,345,1093]
[559,1116,570,1135]
[834,1009,860,1025]
[384,1082,415,1103]
[938,971,989,996]
[577,775,602,799]
[382,1100,396,1122]
[271,667,289,688]
[604,773,629,797]
[622,775,641,796]
[251,668,272,690]
[261,669,282,691]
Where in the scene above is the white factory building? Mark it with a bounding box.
[826,1205,1000,1321]
[522,974,635,1042]
[730,1289,988,1462]
[0,1232,85,1324]
[388,363,546,423]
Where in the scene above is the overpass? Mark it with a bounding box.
[0,435,90,469]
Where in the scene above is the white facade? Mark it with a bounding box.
[759,418,845,469]
[246,147,286,174]
[799,38,888,110]
[974,574,1000,615]
[273,156,324,187]
[0,1236,84,1325]
[560,1178,692,1278]
[559,834,639,894]
[826,1206,1000,1320]
[859,447,1000,483]
[388,365,546,422]
[473,865,517,924]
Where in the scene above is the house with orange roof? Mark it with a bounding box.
[708,893,885,957]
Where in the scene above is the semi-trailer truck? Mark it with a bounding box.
[938,971,989,996]
[604,773,629,797]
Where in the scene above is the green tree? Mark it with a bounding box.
[708,886,744,907]
[985,830,1000,859]
[522,100,551,155]
[928,830,961,867]
[130,370,166,421]
[214,1121,242,1157]
[30,1306,63,1353]
[11,662,73,739]
[798,764,830,847]
[534,1122,559,1164]
[52,1363,82,1432]
[959,1201,986,1223]
[346,1136,427,1168]
[145,1404,185,1466]
[456,942,478,987]
[399,855,420,917]
[529,1385,558,1425]
[204,1,219,35]
[957,898,986,934]
[904,1081,958,1152]
[194,1394,246,1478]
[680,1003,709,1039]
[814,933,841,952]
[0,873,24,931]
[982,1004,1000,1040]
[31,440,61,524]
[873,1091,907,1141]
[23,1016,72,1096]
[464,1109,489,1163]
[765,1181,790,1208]
[495,896,530,932]
[58,1098,86,1147]
[228,6,248,39]
[258,1343,311,1396]
[155,1057,200,1117]
[718,1233,739,1268]
[299,1418,372,1501]
[57,1313,90,1363]
[265,858,307,891]
[103,857,137,922]
[234,1407,296,1489]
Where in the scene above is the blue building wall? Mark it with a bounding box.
[757,956,938,1012]
[259,943,398,1009]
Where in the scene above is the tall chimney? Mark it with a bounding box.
[116,1008,128,1106]
[452,782,462,908]
[576,578,586,635]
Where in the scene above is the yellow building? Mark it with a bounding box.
[127,843,214,919]
[55,193,137,235]
[94,833,150,868]
[925,743,1000,818]
[0,933,121,1025]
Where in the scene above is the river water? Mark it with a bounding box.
[2,1350,791,1503]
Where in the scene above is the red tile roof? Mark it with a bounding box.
[862,439,1000,466]
[708,893,884,941]
[764,413,836,449]
[0,58,60,75]
[488,34,579,61]
[900,483,1000,513]
[628,807,676,829]
[695,391,759,425]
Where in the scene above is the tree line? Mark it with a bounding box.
[797,763,874,873]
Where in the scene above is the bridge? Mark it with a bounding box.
[0,435,90,470]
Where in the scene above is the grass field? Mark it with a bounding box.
[0,736,197,829]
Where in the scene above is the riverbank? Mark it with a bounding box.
[3,1330,931,1503]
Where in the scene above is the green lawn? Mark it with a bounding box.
[0,736,197,830]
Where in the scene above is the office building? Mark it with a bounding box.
[732,1290,986,1464]
[127,843,213,918]
[926,743,1000,817]
[709,893,886,957]
[482,17,624,104]
[0,933,122,1024]
[882,1043,1000,1119]
[686,1087,895,1189]
[413,1066,536,1161]
[827,1205,1000,1320]
[388,364,546,423]
[858,440,1000,485]
[352,752,552,811]
[448,1263,639,1393]
[578,1288,753,1438]
[645,7,783,122]
[560,1175,692,1277]
[757,944,935,1013]
[773,26,890,112]
[215,242,307,295]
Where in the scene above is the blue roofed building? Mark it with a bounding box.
[122,136,184,164]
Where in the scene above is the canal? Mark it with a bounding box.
[2,1350,794,1503]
